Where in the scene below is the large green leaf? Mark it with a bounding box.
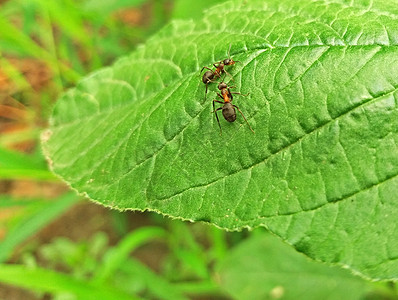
[42,0,398,280]
[217,232,390,300]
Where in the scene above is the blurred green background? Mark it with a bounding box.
[0,0,235,299]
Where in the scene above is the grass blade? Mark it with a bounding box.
[93,226,166,282]
[0,264,135,300]
[0,193,79,262]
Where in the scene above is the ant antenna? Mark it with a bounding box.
[227,43,232,58]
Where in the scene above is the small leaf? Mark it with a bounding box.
[42,0,398,280]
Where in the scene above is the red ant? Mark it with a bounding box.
[212,81,254,134]
[200,44,239,98]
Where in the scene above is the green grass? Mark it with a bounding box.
[0,1,235,298]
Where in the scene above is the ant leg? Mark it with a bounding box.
[213,61,222,68]
[214,71,223,80]
[216,92,224,100]
[224,70,235,82]
[231,92,250,97]
[204,84,208,100]
[220,74,235,87]
[204,79,220,100]
[200,66,213,73]
[212,101,222,135]
[210,100,223,111]
[233,105,255,133]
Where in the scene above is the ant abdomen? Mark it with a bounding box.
[202,71,214,84]
[222,103,236,122]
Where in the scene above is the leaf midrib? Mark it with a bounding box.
[146,86,398,203]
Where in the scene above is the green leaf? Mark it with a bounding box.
[42,0,398,280]
[0,264,135,300]
[217,232,384,300]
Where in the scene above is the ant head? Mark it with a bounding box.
[218,82,227,90]
[223,58,235,66]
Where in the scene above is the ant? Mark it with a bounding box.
[200,44,239,98]
[212,80,254,134]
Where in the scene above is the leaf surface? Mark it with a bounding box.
[42,0,398,280]
[217,233,376,300]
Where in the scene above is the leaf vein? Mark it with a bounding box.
[152,87,398,203]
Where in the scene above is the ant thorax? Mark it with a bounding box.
[221,88,228,96]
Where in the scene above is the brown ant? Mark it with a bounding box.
[212,81,254,134]
[200,44,239,98]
